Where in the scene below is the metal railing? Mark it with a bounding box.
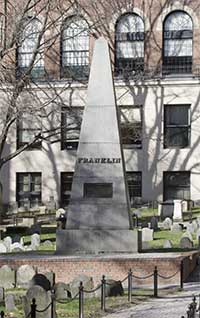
[0,262,184,318]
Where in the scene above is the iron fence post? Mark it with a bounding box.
[180,260,184,290]
[128,269,132,303]
[0,311,4,318]
[153,266,158,298]
[31,298,36,318]
[51,289,55,318]
[79,281,84,318]
[101,275,106,311]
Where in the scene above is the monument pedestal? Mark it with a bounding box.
[56,229,138,254]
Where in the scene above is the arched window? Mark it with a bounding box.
[17,18,44,78]
[61,16,89,78]
[163,11,193,74]
[115,13,144,76]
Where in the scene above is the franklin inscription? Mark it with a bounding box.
[78,158,121,164]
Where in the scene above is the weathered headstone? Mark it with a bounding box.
[12,234,21,243]
[163,240,172,249]
[70,275,94,298]
[54,282,71,300]
[10,242,24,252]
[56,208,65,220]
[0,242,7,253]
[163,217,172,230]
[142,228,153,242]
[142,241,150,250]
[150,216,158,230]
[17,265,36,288]
[30,224,41,235]
[3,236,12,252]
[182,231,193,241]
[44,272,55,288]
[105,279,124,297]
[173,200,183,221]
[0,265,15,288]
[192,220,198,232]
[186,223,195,235]
[170,223,182,232]
[31,233,40,249]
[30,274,51,291]
[180,236,193,249]
[0,287,4,304]
[56,37,137,254]
[23,286,52,318]
[5,294,15,312]
[42,240,53,247]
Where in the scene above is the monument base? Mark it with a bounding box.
[56,229,138,254]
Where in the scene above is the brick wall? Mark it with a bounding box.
[0,252,197,287]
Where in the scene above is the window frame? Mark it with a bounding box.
[164,104,191,149]
[61,106,83,151]
[119,105,143,149]
[60,172,74,207]
[115,13,145,77]
[162,10,193,75]
[163,171,190,201]
[16,172,42,208]
[126,171,142,207]
[60,16,89,79]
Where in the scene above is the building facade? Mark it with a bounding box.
[1,0,200,210]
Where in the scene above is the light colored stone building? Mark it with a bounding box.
[1,0,200,210]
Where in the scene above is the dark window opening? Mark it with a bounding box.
[60,172,74,207]
[163,171,190,201]
[16,173,41,208]
[126,172,142,207]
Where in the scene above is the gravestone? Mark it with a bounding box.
[70,275,94,298]
[0,287,4,304]
[105,279,124,297]
[192,220,198,232]
[0,242,7,253]
[30,274,51,291]
[12,234,21,243]
[0,265,15,288]
[180,237,193,249]
[5,294,15,312]
[17,265,36,288]
[182,231,193,241]
[29,224,41,235]
[142,241,150,250]
[42,240,53,247]
[56,37,137,254]
[173,200,183,221]
[163,217,172,230]
[186,223,195,235]
[142,228,153,241]
[56,208,65,220]
[23,286,52,318]
[44,272,55,288]
[31,233,40,249]
[170,223,182,232]
[3,237,12,252]
[163,240,172,248]
[10,242,24,252]
[54,282,71,300]
[150,216,158,230]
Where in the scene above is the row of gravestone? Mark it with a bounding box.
[0,234,53,253]
[0,269,123,317]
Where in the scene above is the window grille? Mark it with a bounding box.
[61,16,89,78]
[17,113,42,149]
[115,13,144,76]
[163,11,193,74]
[17,18,44,79]
[163,171,190,201]
[60,172,74,207]
[119,106,142,148]
[164,105,190,148]
[61,107,83,150]
[16,173,42,207]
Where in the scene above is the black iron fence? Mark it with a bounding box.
[0,262,184,318]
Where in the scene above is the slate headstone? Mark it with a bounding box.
[5,294,15,312]
[180,236,193,249]
[163,240,172,249]
[3,237,12,252]
[0,287,4,304]
[23,286,52,318]
[54,282,71,300]
[142,228,153,241]
[17,265,36,288]
[0,242,7,253]
[30,274,51,291]
[163,217,172,230]
[29,224,41,235]
[12,234,21,243]
[150,216,158,231]
[70,275,94,298]
[170,223,182,232]
[0,265,15,288]
[105,279,124,297]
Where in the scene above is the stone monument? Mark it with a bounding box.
[56,37,138,254]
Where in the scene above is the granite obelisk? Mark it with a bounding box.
[56,37,138,254]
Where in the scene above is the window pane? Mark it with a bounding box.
[126,172,142,206]
[120,106,142,147]
[61,172,74,207]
